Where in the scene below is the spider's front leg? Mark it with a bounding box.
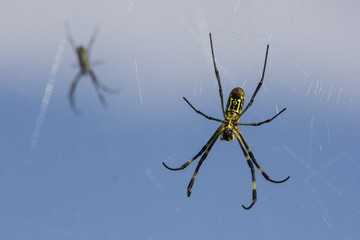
[68,72,82,114]
[234,132,257,209]
[187,128,221,196]
[237,130,290,184]
[162,127,222,171]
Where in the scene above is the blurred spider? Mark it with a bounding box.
[162,33,290,210]
[65,23,117,114]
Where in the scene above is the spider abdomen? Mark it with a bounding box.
[77,46,90,72]
[225,88,244,120]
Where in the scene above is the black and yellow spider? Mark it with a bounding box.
[65,24,117,114]
[162,33,289,210]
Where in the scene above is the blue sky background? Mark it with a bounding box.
[1,0,359,239]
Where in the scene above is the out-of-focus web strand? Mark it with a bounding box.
[29,39,65,152]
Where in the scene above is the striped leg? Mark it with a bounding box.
[235,133,257,210]
[162,127,222,171]
[187,130,220,197]
[237,130,290,183]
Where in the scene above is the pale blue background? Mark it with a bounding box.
[1,0,359,239]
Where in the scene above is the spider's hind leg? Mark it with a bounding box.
[209,33,225,115]
[64,22,77,52]
[239,44,269,117]
[87,26,99,53]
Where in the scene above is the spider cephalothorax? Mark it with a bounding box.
[163,33,289,210]
[220,124,235,141]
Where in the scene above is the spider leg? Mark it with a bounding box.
[238,108,286,126]
[187,128,220,197]
[68,71,82,114]
[237,129,290,183]
[89,70,108,107]
[89,69,119,94]
[209,33,225,115]
[87,26,99,54]
[234,132,257,210]
[162,127,222,171]
[183,97,223,123]
[64,22,77,52]
[240,44,269,117]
